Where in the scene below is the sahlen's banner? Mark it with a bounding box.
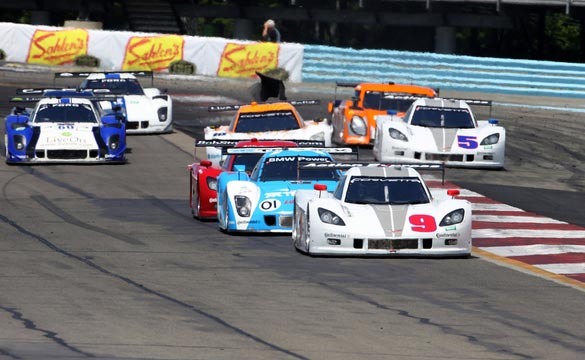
[217,42,279,78]
[0,22,304,82]
[122,35,185,71]
[26,28,89,66]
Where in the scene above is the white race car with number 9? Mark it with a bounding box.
[373,97,505,168]
[292,164,472,257]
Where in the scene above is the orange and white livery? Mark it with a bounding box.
[204,101,332,166]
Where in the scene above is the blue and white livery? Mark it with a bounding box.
[216,148,343,233]
[5,92,126,164]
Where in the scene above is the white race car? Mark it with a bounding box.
[77,72,173,134]
[373,97,505,168]
[292,164,472,257]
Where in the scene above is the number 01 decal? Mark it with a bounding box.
[409,214,437,232]
[260,199,281,211]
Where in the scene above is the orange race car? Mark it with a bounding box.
[204,100,331,166]
[328,82,437,145]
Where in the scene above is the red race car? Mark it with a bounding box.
[188,138,302,220]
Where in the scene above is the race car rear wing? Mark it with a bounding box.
[15,88,120,98]
[208,99,320,112]
[300,162,446,184]
[10,94,123,103]
[54,71,154,86]
[195,139,325,148]
[226,147,355,155]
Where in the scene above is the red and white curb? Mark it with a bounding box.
[427,180,585,288]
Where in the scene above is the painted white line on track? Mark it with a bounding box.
[457,189,485,197]
[480,244,585,257]
[474,229,585,238]
[471,203,525,212]
[472,215,566,224]
[171,94,238,103]
[535,263,585,274]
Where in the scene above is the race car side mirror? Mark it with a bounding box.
[200,160,212,167]
[314,183,327,198]
[447,189,460,198]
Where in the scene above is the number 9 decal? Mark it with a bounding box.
[409,214,437,232]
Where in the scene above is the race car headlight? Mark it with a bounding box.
[388,128,408,141]
[13,135,26,150]
[206,176,217,191]
[480,133,500,145]
[350,116,367,136]
[108,134,120,150]
[157,107,168,122]
[310,132,325,141]
[439,208,465,226]
[318,208,345,226]
[234,195,251,217]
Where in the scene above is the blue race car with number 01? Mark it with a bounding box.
[216,147,352,233]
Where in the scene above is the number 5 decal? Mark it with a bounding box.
[409,214,437,232]
[457,135,478,149]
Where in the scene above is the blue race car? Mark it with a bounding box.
[5,90,126,164]
[216,148,343,233]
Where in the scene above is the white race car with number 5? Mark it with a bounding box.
[292,164,472,257]
[373,97,505,168]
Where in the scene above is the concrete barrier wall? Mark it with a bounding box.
[302,44,585,98]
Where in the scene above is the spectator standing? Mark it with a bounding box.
[262,19,281,43]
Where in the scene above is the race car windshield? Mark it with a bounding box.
[363,91,417,112]
[344,177,430,205]
[83,79,144,95]
[410,106,475,128]
[234,110,300,132]
[229,154,264,173]
[34,103,97,123]
[260,156,339,182]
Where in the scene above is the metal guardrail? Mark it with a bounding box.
[301,44,585,98]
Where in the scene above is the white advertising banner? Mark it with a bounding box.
[0,22,304,82]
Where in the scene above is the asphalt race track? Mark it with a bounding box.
[0,66,584,360]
